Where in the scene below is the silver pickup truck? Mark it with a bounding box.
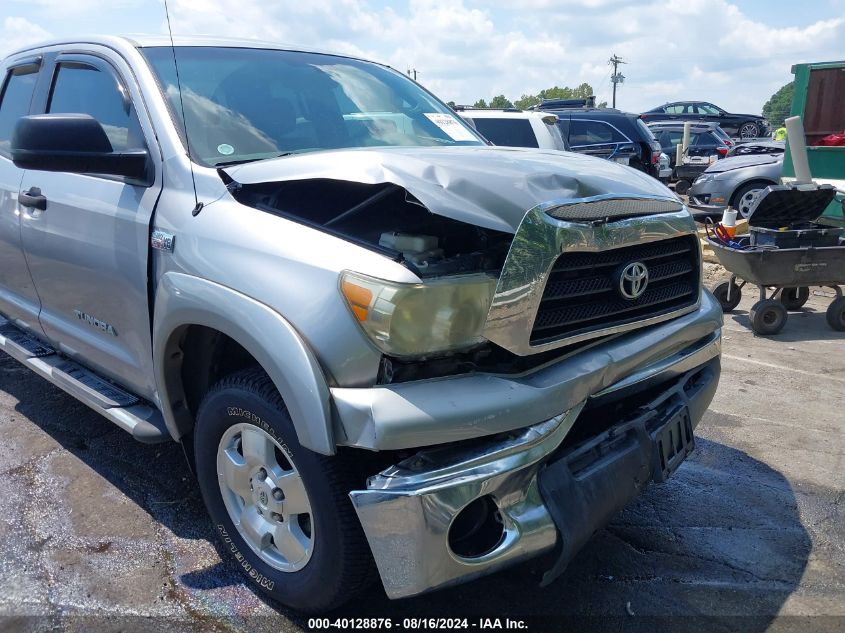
[0,36,722,612]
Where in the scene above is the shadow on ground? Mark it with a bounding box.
[0,357,814,633]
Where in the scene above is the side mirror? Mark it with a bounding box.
[11,114,150,184]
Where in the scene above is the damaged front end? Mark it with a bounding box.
[219,146,720,600]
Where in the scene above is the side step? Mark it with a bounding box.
[52,360,139,408]
[0,319,55,361]
[0,318,169,443]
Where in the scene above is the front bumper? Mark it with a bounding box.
[333,290,722,451]
[688,179,731,211]
[349,307,721,599]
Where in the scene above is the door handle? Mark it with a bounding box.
[18,187,47,211]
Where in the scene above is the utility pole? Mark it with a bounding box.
[608,54,626,108]
[407,68,418,81]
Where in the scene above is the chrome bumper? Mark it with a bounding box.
[349,326,721,599]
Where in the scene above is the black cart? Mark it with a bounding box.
[707,184,845,335]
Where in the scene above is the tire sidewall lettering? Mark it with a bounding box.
[225,406,294,459]
[217,524,276,591]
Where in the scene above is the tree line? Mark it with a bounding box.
[450,83,607,110]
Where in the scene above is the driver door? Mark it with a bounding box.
[19,51,162,400]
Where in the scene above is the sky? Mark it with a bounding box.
[1,0,844,114]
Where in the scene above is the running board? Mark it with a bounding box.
[0,319,168,444]
[0,319,55,361]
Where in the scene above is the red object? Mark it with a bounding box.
[717,147,728,157]
[817,132,845,146]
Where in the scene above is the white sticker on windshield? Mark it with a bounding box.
[423,113,478,142]
[217,143,235,155]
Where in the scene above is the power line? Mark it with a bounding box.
[608,54,626,108]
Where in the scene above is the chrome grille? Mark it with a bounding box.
[530,235,700,344]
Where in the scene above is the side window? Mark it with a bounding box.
[694,132,717,146]
[48,62,142,152]
[569,120,627,146]
[0,64,39,158]
[469,118,539,148]
[665,104,683,114]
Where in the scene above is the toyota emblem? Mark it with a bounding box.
[618,261,649,300]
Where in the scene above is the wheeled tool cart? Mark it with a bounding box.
[707,183,845,335]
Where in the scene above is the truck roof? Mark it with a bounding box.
[3,34,357,62]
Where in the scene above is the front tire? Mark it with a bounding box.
[675,179,691,195]
[780,287,810,311]
[712,280,742,312]
[750,299,787,335]
[739,121,760,139]
[826,296,845,331]
[194,368,373,612]
[732,182,766,219]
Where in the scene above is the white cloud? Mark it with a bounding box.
[2,1,843,115]
[0,17,52,58]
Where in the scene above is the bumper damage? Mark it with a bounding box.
[334,290,722,451]
[349,329,721,599]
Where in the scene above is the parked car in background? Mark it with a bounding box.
[687,153,783,219]
[726,139,785,158]
[648,121,732,167]
[533,104,663,178]
[640,101,769,139]
[457,108,569,151]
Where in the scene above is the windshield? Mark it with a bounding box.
[140,46,484,166]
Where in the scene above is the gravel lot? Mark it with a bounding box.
[1,279,843,633]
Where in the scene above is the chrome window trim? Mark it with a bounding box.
[568,118,633,147]
[483,194,701,356]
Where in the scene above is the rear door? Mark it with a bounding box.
[18,50,163,399]
[567,118,635,163]
[0,55,42,328]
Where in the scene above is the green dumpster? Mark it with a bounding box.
[782,60,845,227]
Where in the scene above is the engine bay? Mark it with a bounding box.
[225,176,513,277]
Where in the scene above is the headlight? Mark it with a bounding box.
[340,271,497,357]
[693,173,714,185]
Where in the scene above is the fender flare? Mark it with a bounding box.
[153,272,335,455]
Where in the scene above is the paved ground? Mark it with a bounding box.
[1,279,843,632]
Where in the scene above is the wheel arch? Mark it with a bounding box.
[730,178,777,207]
[153,272,335,455]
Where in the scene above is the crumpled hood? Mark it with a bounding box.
[705,153,783,174]
[223,146,676,233]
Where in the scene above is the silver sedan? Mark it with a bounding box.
[688,154,783,219]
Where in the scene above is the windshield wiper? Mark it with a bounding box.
[213,152,297,168]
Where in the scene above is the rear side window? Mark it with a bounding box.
[569,120,628,146]
[694,132,719,146]
[469,117,539,148]
[696,103,720,115]
[0,64,39,157]
[665,104,687,114]
[48,63,142,151]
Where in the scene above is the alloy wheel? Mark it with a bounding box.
[739,122,759,139]
[738,188,761,218]
[216,423,314,572]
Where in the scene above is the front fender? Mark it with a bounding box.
[153,272,334,455]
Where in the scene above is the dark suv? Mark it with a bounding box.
[534,104,662,177]
[640,101,768,139]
